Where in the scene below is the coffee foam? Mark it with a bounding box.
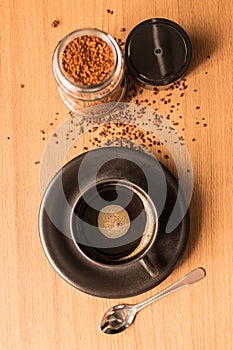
[98,204,130,239]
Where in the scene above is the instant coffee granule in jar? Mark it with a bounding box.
[62,35,114,85]
[52,29,126,117]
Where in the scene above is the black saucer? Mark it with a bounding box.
[39,147,189,298]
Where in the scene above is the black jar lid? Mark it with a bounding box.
[125,18,192,87]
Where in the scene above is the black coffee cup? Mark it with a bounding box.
[71,179,159,277]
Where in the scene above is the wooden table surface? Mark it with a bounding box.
[1,0,232,349]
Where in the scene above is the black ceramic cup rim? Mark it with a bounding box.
[70,178,159,268]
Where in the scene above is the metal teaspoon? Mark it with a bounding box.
[100,267,206,334]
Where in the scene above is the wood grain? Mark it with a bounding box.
[0,0,232,349]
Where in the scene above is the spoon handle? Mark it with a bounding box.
[136,267,206,311]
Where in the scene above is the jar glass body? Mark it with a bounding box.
[52,28,126,117]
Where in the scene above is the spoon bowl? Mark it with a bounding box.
[101,304,138,334]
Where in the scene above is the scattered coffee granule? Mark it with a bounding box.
[192,138,196,141]
[106,9,111,13]
[51,20,59,28]
[194,89,197,92]
[47,70,208,163]
[62,35,114,85]
[164,154,169,159]
[40,130,45,134]
[120,28,126,32]
[203,123,207,127]
[207,55,210,59]
[205,71,208,74]
[7,136,10,140]
[196,106,200,109]
[35,161,40,165]
[20,84,25,88]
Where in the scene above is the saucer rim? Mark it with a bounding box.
[39,147,189,298]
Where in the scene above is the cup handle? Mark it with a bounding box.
[139,256,159,278]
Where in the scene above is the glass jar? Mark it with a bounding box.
[52,28,126,117]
